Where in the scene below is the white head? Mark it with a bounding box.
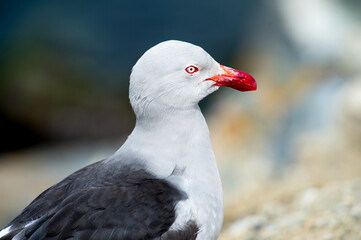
[129,40,256,118]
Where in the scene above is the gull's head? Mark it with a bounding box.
[130,40,256,116]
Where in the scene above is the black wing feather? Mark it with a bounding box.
[2,160,193,240]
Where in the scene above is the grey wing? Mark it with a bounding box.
[0,161,195,240]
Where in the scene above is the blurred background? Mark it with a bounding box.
[1,0,361,239]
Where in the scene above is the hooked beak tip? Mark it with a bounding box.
[207,65,257,92]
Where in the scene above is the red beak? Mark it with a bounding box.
[207,65,257,92]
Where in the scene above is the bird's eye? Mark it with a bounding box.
[185,65,199,74]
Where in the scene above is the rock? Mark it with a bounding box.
[296,188,320,210]
[220,181,361,240]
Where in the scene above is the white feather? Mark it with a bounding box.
[0,226,11,238]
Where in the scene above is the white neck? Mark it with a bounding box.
[115,105,215,178]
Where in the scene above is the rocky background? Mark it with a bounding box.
[1,1,361,239]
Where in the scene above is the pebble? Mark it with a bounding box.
[227,215,266,236]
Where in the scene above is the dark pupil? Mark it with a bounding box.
[189,67,194,72]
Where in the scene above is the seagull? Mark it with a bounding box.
[0,40,256,240]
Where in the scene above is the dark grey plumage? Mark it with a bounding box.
[1,160,198,240]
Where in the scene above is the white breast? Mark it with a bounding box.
[168,172,224,240]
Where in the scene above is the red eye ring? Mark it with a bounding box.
[185,65,199,74]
